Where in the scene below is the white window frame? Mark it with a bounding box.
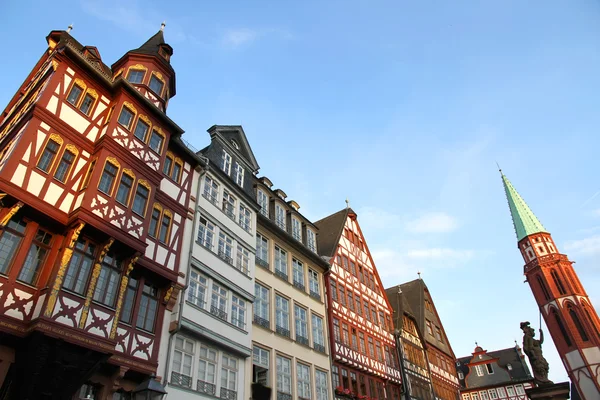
[276,355,292,395]
[222,150,232,175]
[203,175,219,206]
[475,364,484,377]
[506,386,515,397]
[315,370,328,400]
[275,294,290,331]
[295,304,308,340]
[293,258,304,288]
[471,393,479,400]
[308,269,319,296]
[211,282,228,318]
[218,232,234,264]
[172,336,194,388]
[274,246,288,278]
[221,354,238,393]
[515,385,525,395]
[256,234,269,263]
[234,162,244,186]
[496,387,507,398]
[488,389,498,400]
[297,362,311,399]
[292,217,302,241]
[258,190,269,217]
[198,344,218,387]
[253,346,270,368]
[222,190,236,220]
[188,270,208,308]
[236,245,250,275]
[486,363,494,374]
[231,295,246,329]
[275,204,286,230]
[312,314,325,347]
[238,203,251,232]
[307,228,317,252]
[254,283,270,321]
[480,391,490,400]
[197,216,215,250]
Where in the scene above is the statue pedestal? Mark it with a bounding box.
[525,382,571,400]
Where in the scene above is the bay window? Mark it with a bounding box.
[93,252,121,307]
[17,228,52,284]
[63,238,96,295]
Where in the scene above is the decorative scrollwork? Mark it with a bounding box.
[79,238,115,329]
[0,202,24,227]
[138,114,152,127]
[74,78,87,91]
[123,101,137,115]
[106,156,121,169]
[86,88,98,99]
[65,144,79,156]
[49,133,64,146]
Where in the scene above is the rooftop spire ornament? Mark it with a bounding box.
[67,24,73,33]
[160,21,166,31]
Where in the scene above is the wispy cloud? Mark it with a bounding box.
[565,235,600,256]
[405,212,459,234]
[222,29,259,47]
[406,248,475,261]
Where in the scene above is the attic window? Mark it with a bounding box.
[486,364,494,374]
[231,140,240,150]
[507,363,512,371]
[159,46,170,61]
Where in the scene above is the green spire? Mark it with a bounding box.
[501,171,548,241]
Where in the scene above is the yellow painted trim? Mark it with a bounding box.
[130,64,148,71]
[80,159,97,191]
[85,88,98,99]
[99,157,121,196]
[65,144,79,156]
[49,133,64,145]
[74,78,87,91]
[153,203,163,212]
[138,114,152,127]
[150,128,166,154]
[122,168,135,179]
[123,101,137,115]
[162,209,173,244]
[106,156,121,169]
[114,68,124,79]
[138,179,150,190]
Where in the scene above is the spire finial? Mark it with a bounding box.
[496,161,502,175]
[417,271,421,279]
[475,341,478,347]
[515,339,518,346]
[67,24,73,33]
[160,21,166,31]
[345,198,350,209]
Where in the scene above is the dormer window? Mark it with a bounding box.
[159,46,170,61]
[307,229,317,253]
[234,162,244,186]
[221,150,232,175]
[149,74,164,97]
[507,363,512,371]
[127,69,145,84]
[486,364,494,374]
[292,218,302,241]
[257,190,269,217]
[275,204,286,230]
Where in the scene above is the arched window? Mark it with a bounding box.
[566,269,579,293]
[551,309,572,347]
[583,307,600,340]
[569,306,589,342]
[537,276,551,300]
[551,270,566,295]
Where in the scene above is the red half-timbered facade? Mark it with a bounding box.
[0,26,201,399]
[315,208,403,400]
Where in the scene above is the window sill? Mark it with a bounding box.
[185,300,248,335]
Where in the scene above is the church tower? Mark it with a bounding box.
[501,172,600,400]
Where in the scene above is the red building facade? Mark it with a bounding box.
[315,208,403,400]
[501,173,600,400]
[0,26,201,398]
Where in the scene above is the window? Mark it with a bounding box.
[236,245,250,274]
[274,246,288,279]
[218,232,233,264]
[197,216,215,249]
[53,149,75,182]
[98,161,118,195]
[79,93,95,115]
[370,306,377,323]
[552,308,573,347]
[253,346,270,386]
[425,319,434,335]
[339,286,346,307]
[256,234,269,264]
[239,203,251,232]
[458,372,464,380]
[363,300,370,321]
[221,150,232,175]
[132,184,149,216]
[293,258,305,289]
[295,305,308,343]
[134,119,150,142]
[330,280,337,301]
[127,69,145,84]
[81,159,96,190]
[203,176,219,205]
[222,190,236,220]
[136,283,158,332]
[276,355,292,396]
[309,269,320,297]
[254,283,269,326]
[312,314,325,351]
[258,190,269,217]
[506,386,515,396]
[275,294,290,336]
[158,212,171,244]
[221,354,238,396]
[496,387,506,398]
[149,129,164,154]
[485,363,494,374]
[475,364,484,377]
[92,252,121,307]
[375,341,383,362]
[348,292,354,311]
[569,306,589,341]
[188,270,208,307]
[120,277,138,323]
[37,139,60,173]
[315,370,328,400]
[211,282,228,320]
[297,363,311,399]
[17,228,52,284]
[333,318,341,342]
[350,260,356,276]
[488,389,498,400]
[435,326,443,342]
[307,229,317,252]
[148,206,160,237]
[67,84,84,105]
[275,204,286,230]
[118,107,134,129]
[355,296,362,315]
[331,366,340,389]
[471,394,479,400]
[342,369,349,389]
[198,345,218,391]
[63,238,96,295]
[163,154,173,176]
[234,162,244,186]
[171,336,194,387]
[359,332,366,354]
[115,173,134,205]
[148,75,163,96]
[231,295,246,329]
[368,337,375,357]
[171,161,182,183]
[551,270,566,295]
[292,218,302,241]
[537,275,551,301]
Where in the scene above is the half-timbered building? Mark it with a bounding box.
[386,285,436,400]
[455,345,534,400]
[0,25,202,399]
[314,207,403,400]
[398,279,460,400]
[164,125,260,400]
[252,177,332,400]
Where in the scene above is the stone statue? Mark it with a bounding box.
[521,321,553,386]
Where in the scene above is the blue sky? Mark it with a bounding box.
[3,0,600,383]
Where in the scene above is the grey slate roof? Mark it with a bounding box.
[313,208,354,258]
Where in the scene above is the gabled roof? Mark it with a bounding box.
[385,285,418,330]
[501,172,548,241]
[456,346,533,389]
[313,208,354,258]
[208,125,260,172]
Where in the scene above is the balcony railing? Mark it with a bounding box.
[235,260,250,275]
[171,372,192,388]
[203,190,219,206]
[232,318,246,330]
[256,257,269,269]
[254,314,270,329]
[292,229,302,242]
[210,305,228,321]
[274,269,288,282]
[221,387,237,400]
[197,237,213,251]
[197,380,216,395]
[309,290,321,301]
[275,217,286,230]
[314,343,326,354]
[296,335,309,346]
[218,249,233,265]
[260,207,269,217]
[238,219,251,232]
[293,280,305,291]
[277,392,292,400]
[275,325,291,338]
[223,204,236,220]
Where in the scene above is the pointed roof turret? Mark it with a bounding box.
[500,171,548,241]
[131,29,173,61]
